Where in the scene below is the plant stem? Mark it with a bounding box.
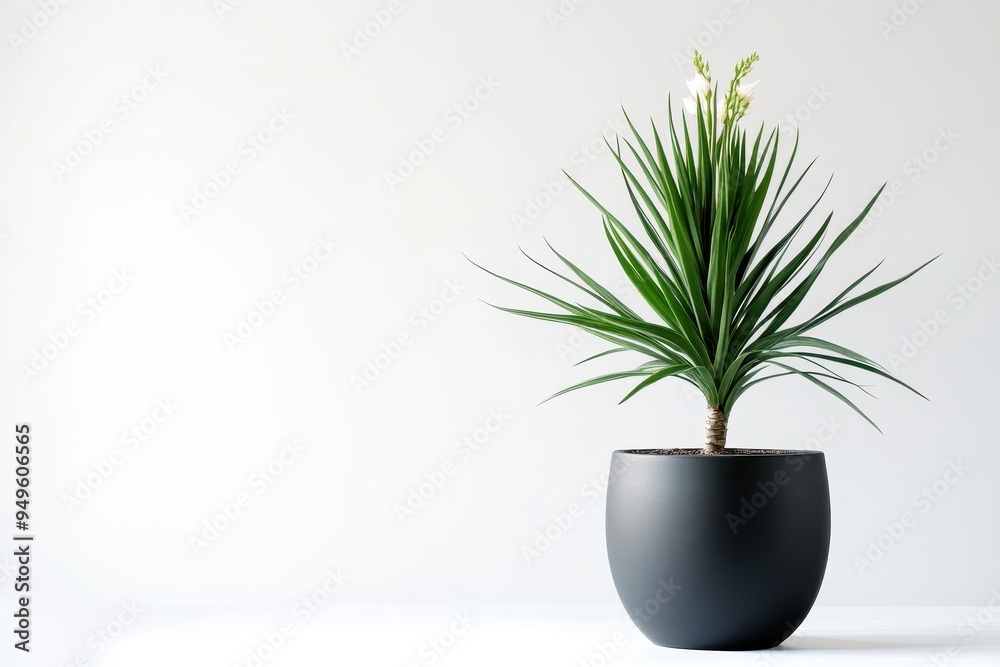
[704,406,727,453]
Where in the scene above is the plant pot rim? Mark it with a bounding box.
[614,448,825,457]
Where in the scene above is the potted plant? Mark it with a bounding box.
[474,52,933,650]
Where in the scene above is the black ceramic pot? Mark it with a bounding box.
[606,449,831,651]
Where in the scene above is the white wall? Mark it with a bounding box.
[1,0,997,613]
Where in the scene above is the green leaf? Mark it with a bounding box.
[471,54,933,432]
[540,369,657,405]
[574,347,629,366]
[618,363,693,404]
[768,361,882,432]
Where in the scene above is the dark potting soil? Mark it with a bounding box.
[625,448,805,456]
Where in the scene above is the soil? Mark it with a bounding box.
[625,448,804,456]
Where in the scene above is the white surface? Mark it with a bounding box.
[25,604,1000,666]
[1,0,999,611]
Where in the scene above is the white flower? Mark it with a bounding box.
[737,80,759,103]
[686,74,711,99]
[683,95,726,124]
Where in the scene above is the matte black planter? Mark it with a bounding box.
[606,449,831,651]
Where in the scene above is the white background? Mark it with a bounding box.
[1,0,998,653]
